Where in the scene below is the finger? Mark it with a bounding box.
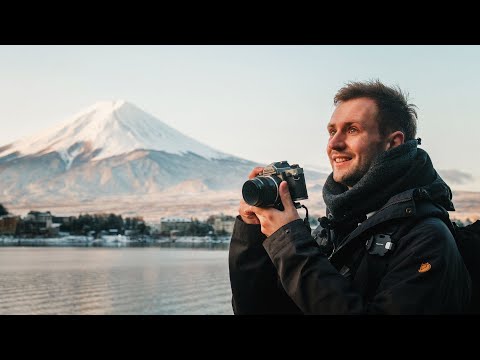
[279,181,295,211]
[244,205,254,216]
[239,201,252,215]
[248,166,264,180]
[239,201,260,223]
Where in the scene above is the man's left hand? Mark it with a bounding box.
[249,181,301,237]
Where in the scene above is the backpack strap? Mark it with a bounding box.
[361,220,411,300]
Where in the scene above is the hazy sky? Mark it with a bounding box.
[1,45,479,191]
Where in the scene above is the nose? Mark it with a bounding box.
[328,131,346,151]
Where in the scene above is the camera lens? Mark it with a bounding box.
[242,176,281,207]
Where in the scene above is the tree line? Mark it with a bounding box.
[60,213,148,236]
[1,203,219,237]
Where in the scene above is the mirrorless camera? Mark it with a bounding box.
[242,161,308,210]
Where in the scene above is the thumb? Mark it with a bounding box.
[279,181,295,210]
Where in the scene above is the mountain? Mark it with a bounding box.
[0,100,233,165]
[0,100,327,221]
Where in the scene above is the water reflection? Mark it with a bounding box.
[0,247,233,315]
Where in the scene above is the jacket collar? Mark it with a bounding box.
[339,188,417,248]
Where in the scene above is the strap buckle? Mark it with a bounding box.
[365,233,395,256]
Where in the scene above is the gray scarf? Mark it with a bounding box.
[322,139,452,223]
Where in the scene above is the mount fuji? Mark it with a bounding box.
[0,100,327,221]
[0,100,232,167]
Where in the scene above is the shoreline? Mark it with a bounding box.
[0,234,231,248]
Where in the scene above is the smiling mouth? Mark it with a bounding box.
[333,157,352,163]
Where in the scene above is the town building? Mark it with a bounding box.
[0,215,20,235]
[159,217,192,235]
[212,214,236,235]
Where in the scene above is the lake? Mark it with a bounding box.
[0,246,233,315]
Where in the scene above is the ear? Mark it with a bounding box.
[385,131,405,150]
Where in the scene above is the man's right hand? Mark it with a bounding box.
[238,166,264,224]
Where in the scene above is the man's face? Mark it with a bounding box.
[326,97,388,188]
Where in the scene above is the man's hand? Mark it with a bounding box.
[250,181,300,237]
[238,167,264,224]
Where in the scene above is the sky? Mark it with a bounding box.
[1,45,479,191]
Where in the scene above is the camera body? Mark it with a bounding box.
[242,161,308,210]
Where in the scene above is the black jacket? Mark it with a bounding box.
[228,187,471,315]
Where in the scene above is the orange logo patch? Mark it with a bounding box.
[418,262,431,273]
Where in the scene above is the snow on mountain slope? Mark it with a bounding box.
[0,100,329,219]
[0,100,229,167]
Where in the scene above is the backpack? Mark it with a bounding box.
[452,220,480,313]
[366,216,480,313]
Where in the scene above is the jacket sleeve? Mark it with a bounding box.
[263,219,365,314]
[228,216,302,314]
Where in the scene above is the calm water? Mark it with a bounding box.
[0,247,233,315]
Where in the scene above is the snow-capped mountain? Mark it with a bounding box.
[2,101,478,221]
[0,100,327,219]
[0,100,230,167]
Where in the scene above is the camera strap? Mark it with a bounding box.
[297,203,311,232]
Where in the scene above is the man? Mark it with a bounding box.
[228,80,471,314]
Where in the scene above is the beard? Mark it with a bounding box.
[333,152,382,188]
[338,171,365,188]
[334,164,369,188]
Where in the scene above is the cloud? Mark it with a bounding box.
[437,169,474,184]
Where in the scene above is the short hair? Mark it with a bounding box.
[333,79,418,141]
